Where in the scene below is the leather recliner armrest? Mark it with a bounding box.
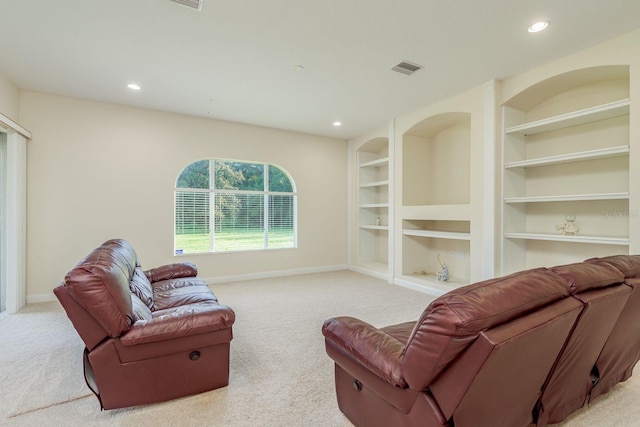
[322,316,407,388]
[121,301,235,346]
[144,262,198,283]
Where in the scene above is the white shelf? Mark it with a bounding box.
[359,157,389,168]
[360,180,389,188]
[403,229,471,240]
[504,98,630,136]
[402,204,471,221]
[360,225,389,231]
[504,232,629,246]
[359,203,389,208]
[504,146,629,169]
[504,192,629,203]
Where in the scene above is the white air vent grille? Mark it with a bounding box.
[392,61,423,75]
[172,0,203,11]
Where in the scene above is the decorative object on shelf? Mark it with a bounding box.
[556,214,580,236]
[376,217,381,226]
[436,253,449,281]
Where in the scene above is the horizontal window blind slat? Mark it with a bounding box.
[175,191,211,253]
[214,193,264,252]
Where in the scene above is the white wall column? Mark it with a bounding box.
[387,119,395,283]
[482,80,497,279]
[346,140,353,267]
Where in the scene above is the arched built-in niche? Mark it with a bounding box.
[400,112,472,292]
[402,112,471,206]
[501,65,631,272]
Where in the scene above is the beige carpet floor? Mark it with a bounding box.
[1,270,639,426]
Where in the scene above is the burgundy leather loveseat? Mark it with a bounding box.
[322,255,640,426]
[54,239,235,409]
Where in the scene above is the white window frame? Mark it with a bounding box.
[174,159,297,255]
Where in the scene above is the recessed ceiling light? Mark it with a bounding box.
[528,21,549,33]
[333,121,342,127]
[127,83,141,90]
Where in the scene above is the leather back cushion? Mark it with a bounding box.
[145,262,198,282]
[131,293,153,321]
[131,267,154,310]
[402,268,570,390]
[586,255,640,279]
[551,262,625,294]
[64,239,137,337]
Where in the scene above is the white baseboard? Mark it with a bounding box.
[347,265,445,297]
[27,265,349,305]
[204,264,348,285]
[392,276,446,297]
[27,293,57,304]
[348,265,390,282]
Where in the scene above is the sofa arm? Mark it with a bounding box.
[144,262,198,283]
[121,301,235,346]
[322,316,407,388]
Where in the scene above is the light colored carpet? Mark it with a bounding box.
[0,270,639,426]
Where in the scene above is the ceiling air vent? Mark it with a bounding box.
[392,61,423,75]
[172,0,203,11]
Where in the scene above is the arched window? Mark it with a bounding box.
[175,159,297,254]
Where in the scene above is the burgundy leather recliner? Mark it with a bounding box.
[322,255,640,427]
[54,239,235,410]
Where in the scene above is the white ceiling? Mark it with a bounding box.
[1,0,640,139]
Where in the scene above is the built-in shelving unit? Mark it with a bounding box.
[356,137,390,278]
[400,112,473,290]
[502,66,631,272]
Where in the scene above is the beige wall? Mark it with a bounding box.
[20,91,347,299]
[0,71,19,120]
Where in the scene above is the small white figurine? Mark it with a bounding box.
[436,253,449,281]
[556,214,579,236]
[376,217,381,226]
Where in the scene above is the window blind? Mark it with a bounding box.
[214,193,264,252]
[268,194,295,248]
[175,159,296,254]
[175,191,210,253]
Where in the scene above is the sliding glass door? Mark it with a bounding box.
[0,120,28,313]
